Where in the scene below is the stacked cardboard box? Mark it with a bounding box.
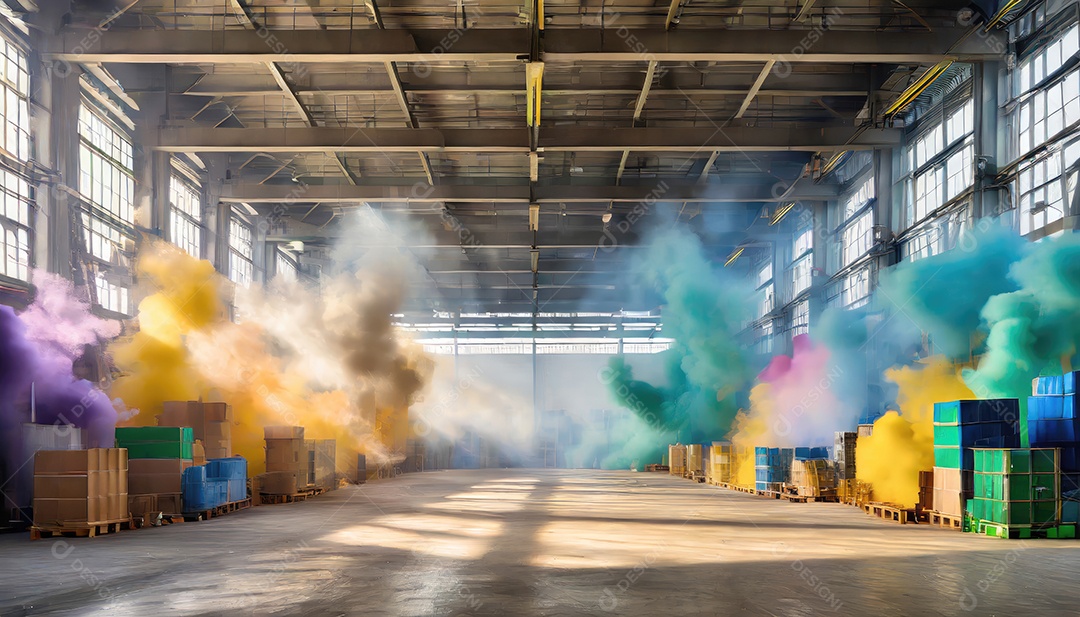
[790,459,836,497]
[668,444,687,477]
[918,470,934,513]
[33,449,128,528]
[834,432,857,480]
[6,424,86,525]
[158,401,233,459]
[263,426,309,495]
[127,458,192,519]
[685,444,704,478]
[706,442,734,485]
[313,440,337,490]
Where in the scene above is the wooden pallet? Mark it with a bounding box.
[863,502,918,524]
[927,510,964,531]
[644,464,670,472]
[259,487,326,505]
[30,518,133,540]
[183,498,252,521]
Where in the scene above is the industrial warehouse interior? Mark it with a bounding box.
[2,0,1080,615]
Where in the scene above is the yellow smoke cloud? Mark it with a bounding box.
[729,383,771,486]
[856,357,973,507]
[110,241,429,474]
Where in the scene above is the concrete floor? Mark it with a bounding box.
[1,469,1079,616]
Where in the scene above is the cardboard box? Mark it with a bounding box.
[260,471,299,495]
[203,402,231,422]
[113,493,128,520]
[129,459,192,475]
[265,426,304,440]
[192,442,206,466]
[34,449,106,475]
[34,497,94,524]
[933,487,965,517]
[129,473,187,495]
[33,474,102,499]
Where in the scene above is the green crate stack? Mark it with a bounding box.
[970,448,1060,533]
[115,426,195,459]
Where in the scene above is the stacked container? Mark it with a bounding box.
[686,444,704,478]
[1029,374,1080,489]
[181,466,227,512]
[706,442,734,485]
[932,399,1022,516]
[313,440,337,491]
[834,432,857,482]
[114,427,194,459]
[755,447,786,492]
[206,457,248,503]
[794,447,829,460]
[263,426,310,495]
[790,459,836,497]
[969,448,1062,537]
[158,401,233,459]
[117,427,195,518]
[668,444,687,477]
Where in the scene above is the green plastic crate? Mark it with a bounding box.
[935,446,961,469]
[115,426,194,444]
[936,401,960,424]
[1032,474,1058,499]
[1033,500,1059,525]
[1032,449,1058,473]
[123,441,195,459]
[934,425,961,447]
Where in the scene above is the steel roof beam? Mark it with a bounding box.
[219,177,836,203]
[150,126,899,153]
[46,27,1003,64]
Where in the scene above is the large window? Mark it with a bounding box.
[842,175,875,220]
[841,209,873,267]
[229,215,254,287]
[0,32,30,282]
[1014,21,1079,155]
[95,271,129,315]
[907,99,974,225]
[829,265,871,309]
[1013,19,1080,236]
[1018,135,1080,235]
[790,299,809,337]
[79,102,134,314]
[789,225,813,298]
[756,261,774,318]
[0,166,29,282]
[791,254,812,298]
[276,247,298,282]
[78,102,134,264]
[169,173,201,258]
[0,33,29,161]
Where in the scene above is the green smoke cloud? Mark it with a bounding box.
[602,225,753,465]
